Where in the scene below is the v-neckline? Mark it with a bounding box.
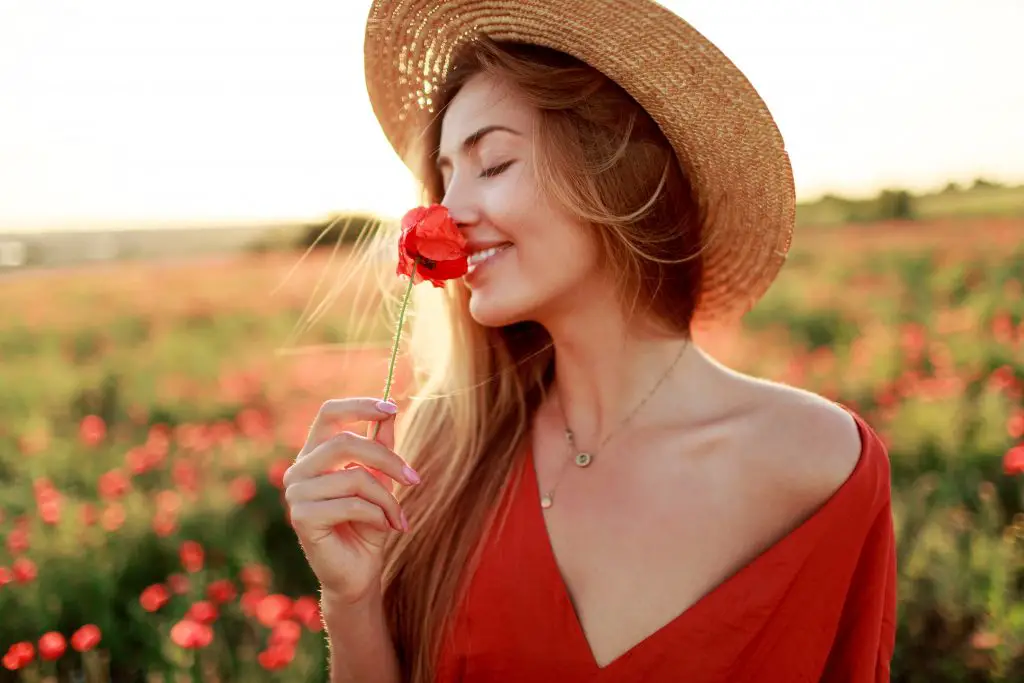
[520,408,872,674]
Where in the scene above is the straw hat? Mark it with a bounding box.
[363,0,796,322]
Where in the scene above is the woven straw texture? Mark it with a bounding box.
[364,0,796,322]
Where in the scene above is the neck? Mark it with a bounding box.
[536,289,702,452]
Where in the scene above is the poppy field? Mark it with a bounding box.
[1,217,1024,682]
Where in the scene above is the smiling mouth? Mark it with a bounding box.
[466,243,513,271]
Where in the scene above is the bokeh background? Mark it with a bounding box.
[1,0,1023,681]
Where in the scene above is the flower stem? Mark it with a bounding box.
[372,256,419,440]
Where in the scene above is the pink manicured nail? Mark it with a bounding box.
[376,400,398,415]
[402,465,421,485]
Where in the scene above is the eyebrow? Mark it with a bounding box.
[436,125,521,170]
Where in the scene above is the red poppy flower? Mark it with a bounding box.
[269,620,302,647]
[168,573,190,595]
[240,563,271,590]
[38,632,66,661]
[170,619,213,649]
[1005,444,1024,476]
[7,527,29,554]
[79,415,106,446]
[397,205,468,288]
[12,557,37,584]
[179,541,204,573]
[98,469,130,499]
[70,625,101,653]
[292,596,322,631]
[241,589,267,619]
[3,642,34,670]
[140,584,170,612]
[207,578,237,604]
[186,600,218,624]
[229,475,257,504]
[256,594,293,627]
[257,643,295,670]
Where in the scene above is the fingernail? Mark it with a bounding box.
[376,400,398,415]
[402,465,421,485]
[400,510,410,531]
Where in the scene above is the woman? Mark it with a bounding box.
[283,1,896,681]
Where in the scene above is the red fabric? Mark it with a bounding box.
[435,408,896,682]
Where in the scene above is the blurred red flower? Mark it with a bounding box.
[257,594,293,628]
[168,573,190,595]
[156,490,182,513]
[2,642,34,670]
[101,503,126,532]
[229,475,257,505]
[240,563,271,591]
[79,415,107,447]
[1005,444,1024,476]
[207,579,237,604]
[179,541,204,573]
[170,619,213,649]
[140,584,170,612]
[1009,410,1024,439]
[81,503,98,527]
[257,643,295,671]
[292,596,323,632]
[172,461,199,493]
[186,600,219,624]
[98,469,131,499]
[0,566,12,587]
[270,620,302,647]
[241,590,267,619]
[71,625,101,652]
[125,446,151,475]
[152,510,177,537]
[12,557,37,584]
[268,460,289,489]
[6,527,29,554]
[38,632,66,661]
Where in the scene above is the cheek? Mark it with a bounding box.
[517,222,601,293]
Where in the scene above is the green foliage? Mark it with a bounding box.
[797,181,1024,227]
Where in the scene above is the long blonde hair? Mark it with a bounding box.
[368,38,709,682]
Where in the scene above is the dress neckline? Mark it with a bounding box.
[519,405,878,674]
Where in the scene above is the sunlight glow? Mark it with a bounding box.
[0,0,1021,230]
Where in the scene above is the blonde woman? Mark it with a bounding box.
[283,2,896,682]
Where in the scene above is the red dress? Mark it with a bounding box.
[435,409,896,682]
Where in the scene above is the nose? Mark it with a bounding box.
[440,175,481,230]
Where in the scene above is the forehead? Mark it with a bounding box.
[439,73,535,149]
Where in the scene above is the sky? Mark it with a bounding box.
[0,0,1022,231]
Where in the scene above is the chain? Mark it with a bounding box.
[539,341,688,509]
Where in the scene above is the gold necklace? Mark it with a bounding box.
[539,341,688,510]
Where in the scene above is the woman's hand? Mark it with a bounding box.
[283,398,420,606]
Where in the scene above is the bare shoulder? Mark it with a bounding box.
[738,378,863,504]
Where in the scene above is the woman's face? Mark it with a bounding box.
[437,73,601,328]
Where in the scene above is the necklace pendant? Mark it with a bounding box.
[574,452,593,467]
[540,494,554,509]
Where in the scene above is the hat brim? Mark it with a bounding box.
[364,0,795,323]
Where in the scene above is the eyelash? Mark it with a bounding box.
[479,160,515,178]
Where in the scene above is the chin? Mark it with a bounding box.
[467,290,534,328]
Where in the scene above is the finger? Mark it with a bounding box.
[368,412,396,451]
[284,431,418,490]
[285,468,405,532]
[366,415,398,493]
[301,398,399,455]
[290,498,392,536]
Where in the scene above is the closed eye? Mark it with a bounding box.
[480,160,516,178]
